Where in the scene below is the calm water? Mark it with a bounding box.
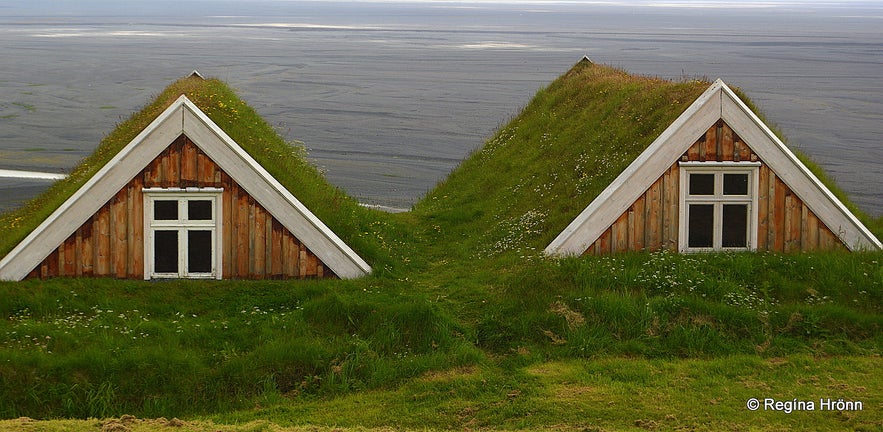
[1,1,881,216]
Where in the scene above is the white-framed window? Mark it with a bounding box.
[678,162,760,252]
[143,188,223,279]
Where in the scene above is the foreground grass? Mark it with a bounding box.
[2,355,880,431]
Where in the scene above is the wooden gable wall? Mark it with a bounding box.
[583,120,844,255]
[28,135,335,279]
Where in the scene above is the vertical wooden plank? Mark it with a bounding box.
[697,133,707,162]
[281,229,291,276]
[756,166,769,251]
[198,151,217,187]
[714,121,724,162]
[613,212,629,253]
[46,250,59,278]
[660,164,680,250]
[75,228,83,277]
[131,177,144,278]
[800,203,809,251]
[236,188,249,278]
[271,220,283,278]
[646,179,662,251]
[253,204,266,279]
[706,124,718,162]
[772,174,785,252]
[96,205,111,276]
[143,160,158,189]
[168,141,181,187]
[294,235,300,277]
[818,225,838,250]
[247,197,257,278]
[157,148,168,188]
[632,195,645,251]
[222,176,233,278]
[181,139,197,185]
[113,190,128,278]
[265,214,274,277]
[666,164,679,251]
[792,195,804,252]
[126,185,135,276]
[598,228,612,255]
[81,220,94,277]
[298,244,308,278]
[626,208,635,252]
[317,263,324,279]
[786,194,802,252]
[62,236,76,276]
[307,254,318,278]
[721,123,734,162]
[805,210,820,250]
[687,140,700,161]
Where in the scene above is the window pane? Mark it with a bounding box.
[188,200,213,221]
[723,173,749,195]
[689,173,714,195]
[154,230,178,273]
[188,230,213,273]
[722,204,748,248]
[688,204,714,248]
[154,200,178,220]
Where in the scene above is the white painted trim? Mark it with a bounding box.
[0,95,372,281]
[545,79,881,256]
[678,161,762,168]
[678,165,759,252]
[143,189,223,280]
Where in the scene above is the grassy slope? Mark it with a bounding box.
[0,62,880,430]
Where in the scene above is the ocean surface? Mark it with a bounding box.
[1,0,881,216]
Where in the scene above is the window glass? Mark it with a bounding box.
[188,230,213,273]
[688,204,714,248]
[154,230,179,273]
[722,204,748,247]
[188,200,213,221]
[723,173,749,195]
[689,173,714,195]
[154,200,178,220]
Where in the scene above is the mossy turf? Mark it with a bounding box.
[0,61,880,429]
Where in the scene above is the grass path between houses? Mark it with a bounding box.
[3,354,880,431]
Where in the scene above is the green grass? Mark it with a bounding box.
[0,61,880,430]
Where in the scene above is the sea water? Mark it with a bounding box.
[0,1,880,216]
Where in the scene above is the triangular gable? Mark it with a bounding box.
[546,79,881,255]
[0,95,371,281]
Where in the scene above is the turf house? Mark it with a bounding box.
[545,77,882,256]
[0,75,371,281]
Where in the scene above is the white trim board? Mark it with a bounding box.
[0,95,371,281]
[545,79,881,256]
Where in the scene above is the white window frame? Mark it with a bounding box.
[143,188,223,279]
[678,162,760,252]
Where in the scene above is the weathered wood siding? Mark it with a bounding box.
[583,120,844,254]
[28,135,334,279]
